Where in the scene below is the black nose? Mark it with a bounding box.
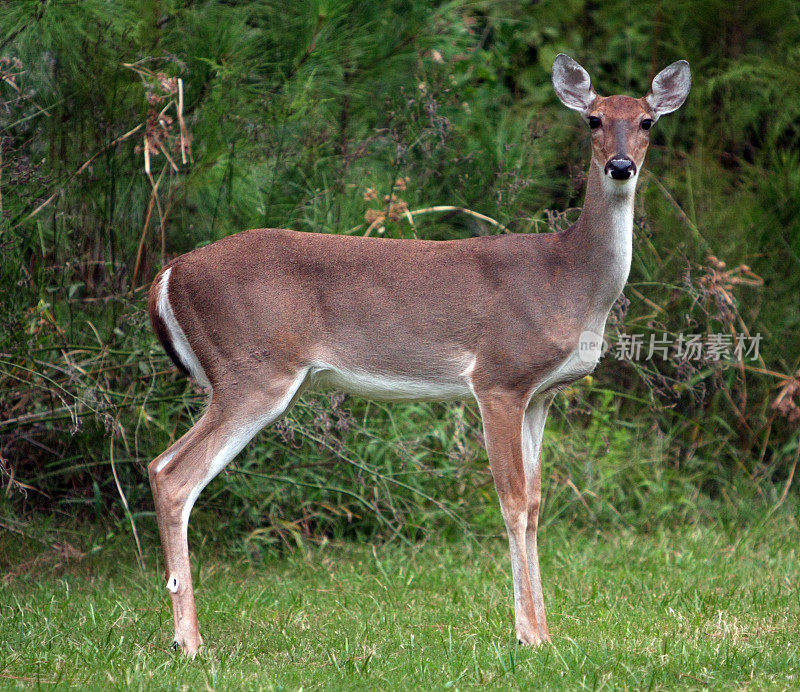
[605,158,636,180]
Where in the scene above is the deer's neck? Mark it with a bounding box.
[568,158,636,307]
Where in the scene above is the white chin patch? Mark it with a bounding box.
[602,170,638,193]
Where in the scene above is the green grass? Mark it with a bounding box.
[2,512,799,690]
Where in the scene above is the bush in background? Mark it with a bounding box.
[1,1,798,547]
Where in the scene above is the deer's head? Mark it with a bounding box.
[552,54,691,185]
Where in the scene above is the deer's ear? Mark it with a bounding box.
[646,60,691,119]
[552,54,596,116]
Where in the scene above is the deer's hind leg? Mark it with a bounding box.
[148,369,307,655]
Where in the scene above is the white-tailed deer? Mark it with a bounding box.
[147,54,690,655]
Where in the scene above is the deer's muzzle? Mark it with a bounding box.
[604,157,636,180]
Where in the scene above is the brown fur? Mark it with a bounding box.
[150,224,618,395]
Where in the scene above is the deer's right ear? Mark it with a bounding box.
[552,54,596,116]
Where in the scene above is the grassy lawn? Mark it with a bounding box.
[1,514,799,689]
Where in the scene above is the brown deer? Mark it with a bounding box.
[147,54,691,655]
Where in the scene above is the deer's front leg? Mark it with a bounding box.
[477,390,541,646]
[522,397,553,642]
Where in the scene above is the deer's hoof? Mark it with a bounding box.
[171,633,203,657]
[515,624,544,646]
[538,629,551,644]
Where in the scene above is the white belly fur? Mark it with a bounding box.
[311,363,473,401]
[307,330,602,403]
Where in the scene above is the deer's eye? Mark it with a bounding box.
[641,118,653,131]
[588,116,601,129]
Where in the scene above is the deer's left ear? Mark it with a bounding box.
[646,60,691,120]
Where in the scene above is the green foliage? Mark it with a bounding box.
[1,0,799,543]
